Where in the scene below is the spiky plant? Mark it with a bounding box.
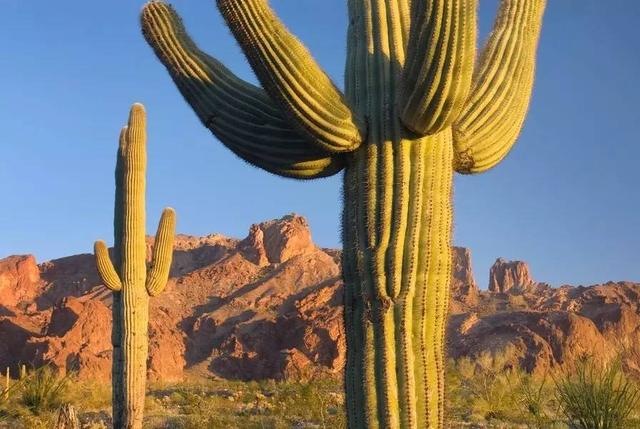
[140,0,545,427]
[93,103,176,429]
[555,357,640,429]
[20,366,70,414]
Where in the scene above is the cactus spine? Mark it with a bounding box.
[141,0,545,427]
[94,104,176,429]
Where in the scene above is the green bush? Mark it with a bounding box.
[555,356,640,429]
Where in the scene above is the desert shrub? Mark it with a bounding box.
[517,373,558,428]
[446,350,524,423]
[20,366,71,414]
[62,379,111,412]
[507,294,529,310]
[142,377,346,429]
[555,356,640,429]
[445,357,474,422]
[616,337,640,382]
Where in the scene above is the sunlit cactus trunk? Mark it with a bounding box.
[141,0,545,427]
[94,104,176,429]
[341,4,457,425]
[343,140,454,428]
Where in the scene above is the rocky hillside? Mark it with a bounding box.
[1,214,638,381]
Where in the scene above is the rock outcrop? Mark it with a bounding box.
[28,292,112,380]
[0,255,42,309]
[488,258,536,294]
[0,214,638,381]
[448,281,640,375]
[451,247,479,308]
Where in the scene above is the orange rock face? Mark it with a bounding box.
[0,255,42,308]
[451,247,479,308]
[0,214,638,381]
[448,281,640,375]
[488,258,536,293]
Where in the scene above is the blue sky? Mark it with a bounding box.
[0,0,638,288]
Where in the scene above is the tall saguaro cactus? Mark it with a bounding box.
[94,104,176,429]
[141,0,545,427]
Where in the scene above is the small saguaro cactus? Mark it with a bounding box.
[141,0,545,427]
[94,103,176,429]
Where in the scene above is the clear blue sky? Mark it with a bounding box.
[0,1,638,288]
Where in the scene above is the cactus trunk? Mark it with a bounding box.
[140,0,545,427]
[342,4,453,424]
[343,136,453,428]
[94,104,176,429]
[118,109,149,428]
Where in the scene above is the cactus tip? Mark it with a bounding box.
[130,102,145,113]
[161,207,177,224]
[127,104,147,133]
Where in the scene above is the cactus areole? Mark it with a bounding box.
[94,104,176,429]
[141,0,545,427]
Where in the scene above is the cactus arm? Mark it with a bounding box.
[146,208,176,297]
[453,0,545,174]
[141,2,343,179]
[400,0,477,135]
[215,0,365,153]
[94,240,123,292]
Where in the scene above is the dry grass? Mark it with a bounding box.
[0,352,638,428]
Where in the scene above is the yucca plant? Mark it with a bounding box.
[20,366,71,414]
[555,357,640,429]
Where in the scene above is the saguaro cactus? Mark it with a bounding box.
[94,104,176,429]
[141,0,545,427]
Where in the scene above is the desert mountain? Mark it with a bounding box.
[1,214,638,381]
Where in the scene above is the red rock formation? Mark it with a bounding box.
[448,310,616,374]
[488,258,536,294]
[240,225,269,266]
[0,255,41,308]
[0,214,638,382]
[451,247,479,308]
[241,214,315,265]
[28,292,112,380]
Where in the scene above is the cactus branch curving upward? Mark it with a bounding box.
[400,0,478,135]
[93,103,176,429]
[141,1,545,427]
[94,241,122,292]
[453,0,546,174]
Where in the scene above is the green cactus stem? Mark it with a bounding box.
[141,0,545,427]
[94,104,176,429]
